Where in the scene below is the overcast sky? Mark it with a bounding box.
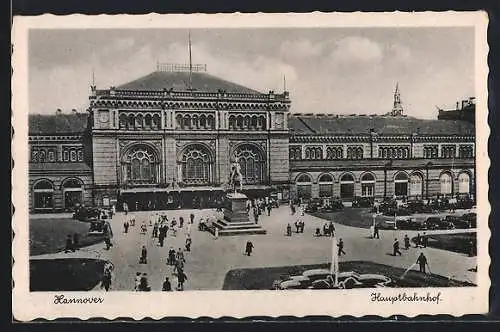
[28,28,474,119]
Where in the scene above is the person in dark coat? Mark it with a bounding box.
[65,234,74,253]
[123,221,129,233]
[101,266,112,291]
[162,276,172,291]
[139,245,147,264]
[138,273,151,291]
[245,241,254,256]
[158,229,165,247]
[417,253,428,273]
[415,233,421,248]
[328,222,335,237]
[168,247,176,266]
[373,223,380,239]
[190,213,195,224]
[286,223,292,236]
[179,217,184,228]
[72,233,79,250]
[300,220,305,233]
[267,204,272,216]
[393,238,402,256]
[404,234,411,250]
[185,236,192,252]
[294,221,300,233]
[337,238,346,256]
[177,270,187,290]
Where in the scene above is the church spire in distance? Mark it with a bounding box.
[391,82,404,116]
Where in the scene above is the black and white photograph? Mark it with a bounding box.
[12,12,489,319]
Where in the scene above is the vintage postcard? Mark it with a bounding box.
[12,12,490,320]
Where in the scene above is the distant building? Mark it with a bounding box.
[438,97,475,124]
[28,68,476,212]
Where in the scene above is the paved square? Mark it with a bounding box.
[31,206,477,291]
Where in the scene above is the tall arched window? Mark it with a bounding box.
[440,172,453,196]
[394,172,409,197]
[340,173,355,200]
[318,174,334,197]
[119,114,127,128]
[234,144,265,184]
[296,174,312,199]
[409,173,423,198]
[361,173,375,197]
[62,178,83,209]
[180,145,212,186]
[33,179,54,209]
[458,172,471,194]
[122,145,158,185]
[289,146,302,160]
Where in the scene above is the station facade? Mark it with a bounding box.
[28,65,476,212]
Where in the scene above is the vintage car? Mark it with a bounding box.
[395,218,427,230]
[321,199,344,212]
[352,196,374,208]
[304,202,321,213]
[88,220,106,236]
[73,206,100,222]
[425,217,455,230]
[461,212,477,228]
[445,215,470,229]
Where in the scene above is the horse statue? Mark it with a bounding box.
[229,162,243,193]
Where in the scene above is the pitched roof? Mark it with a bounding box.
[29,113,89,135]
[289,114,475,136]
[117,71,262,94]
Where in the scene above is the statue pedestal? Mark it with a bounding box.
[210,192,266,236]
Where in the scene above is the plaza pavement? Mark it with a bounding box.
[30,206,477,291]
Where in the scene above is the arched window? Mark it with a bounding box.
[48,151,55,162]
[176,114,183,129]
[394,172,408,197]
[296,174,312,199]
[318,174,334,197]
[315,147,323,160]
[260,115,267,130]
[251,116,258,129]
[183,115,191,129]
[361,173,375,197]
[340,173,355,200]
[229,115,236,130]
[31,149,38,163]
[39,150,46,163]
[327,146,343,159]
[63,150,69,162]
[152,114,161,129]
[62,178,83,209]
[207,115,214,129]
[200,115,207,129]
[70,150,77,162]
[33,179,54,209]
[122,145,158,184]
[440,172,453,196]
[180,145,212,185]
[236,116,243,129]
[458,172,470,194]
[234,144,265,184]
[289,146,302,160]
[192,115,199,129]
[144,114,152,129]
[128,114,135,129]
[135,114,143,128]
[77,150,83,162]
[409,173,423,198]
[119,114,127,128]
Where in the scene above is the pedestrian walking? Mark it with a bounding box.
[286,223,292,236]
[416,253,428,273]
[101,265,112,291]
[415,233,421,248]
[162,276,172,291]
[138,273,151,291]
[177,270,188,291]
[176,248,185,264]
[267,204,271,216]
[373,223,380,239]
[190,213,195,224]
[393,238,402,256]
[245,240,254,256]
[328,222,335,237]
[300,220,305,233]
[123,221,129,233]
[185,235,192,252]
[123,202,128,215]
[168,247,176,266]
[72,233,79,250]
[134,272,141,291]
[294,221,300,233]
[404,234,410,250]
[65,234,74,253]
[139,245,148,264]
[103,222,113,250]
[214,227,219,240]
[179,216,184,228]
[337,238,346,256]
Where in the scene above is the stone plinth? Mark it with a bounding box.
[210,192,266,236]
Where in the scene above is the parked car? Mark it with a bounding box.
[73,206,100,222]
[305,202,320,213]
[352,196,374,208]
[425,217,455,230]
[321,199,344,212]
[461,212,477,228]
[382,207,412,217]
[445,215,470,229]
[396,218,427,230]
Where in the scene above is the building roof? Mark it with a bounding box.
[289,114,475,136]
[29,113,89,135]
[117,71,262,94]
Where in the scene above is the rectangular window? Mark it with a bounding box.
[319,184,333,197]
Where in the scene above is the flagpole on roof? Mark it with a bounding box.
[188,30,193,91]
